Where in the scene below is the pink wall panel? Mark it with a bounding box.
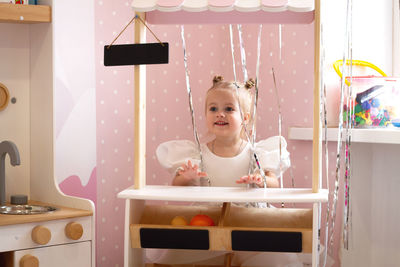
[95,2,340,266]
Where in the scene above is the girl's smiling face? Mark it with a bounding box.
[205,88,246,139]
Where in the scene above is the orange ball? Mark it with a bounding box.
[189,214,215,226]
[171,216,188,226]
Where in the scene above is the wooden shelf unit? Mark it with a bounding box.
[0,3,51,23]
[118,1,326,266]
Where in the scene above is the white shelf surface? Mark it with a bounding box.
[289,127,400,144]
[118,185,328,203]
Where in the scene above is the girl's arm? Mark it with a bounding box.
[236,170,279,188]
[172,160,207,186]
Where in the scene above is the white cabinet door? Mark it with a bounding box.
[14,241,91,267]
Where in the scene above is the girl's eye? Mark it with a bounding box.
[209,107,217,112]
[225,107,234,112]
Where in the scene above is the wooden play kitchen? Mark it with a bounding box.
[117,1,328,266]
[0,2,95,266]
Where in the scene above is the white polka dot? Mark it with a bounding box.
[114,129,118,134]
[114,109,118,114]
[292,89,297,93]
[152,99,156,103]
[127,118,131,123]
[304,41,308,46]
[102,256,106,262]
[163,89,168,93]
[112,11,116,16]
[152,117,156,122]
[101,237,106,242]
[304,117,308,122]
[115,206,119,212]
[102,178,106,184]
[102,198,106,203]
[151,80,155,84]
[98,1,103,5]
[114,168,119,173]
[210,34,214,38]
[164,126,168,131]
[304,99,309,103]
[102,217,106,223]
[100,100,105,104]
[101,120,105,124]
[99,20,103,25]
[113,70,117,75]
[292,108,296,112]
[304,80,309,84]
[292,70,297,75]
[198,43,203,47]
[304,156,309,160]
[163,70,167,75]
[292,51,297,55]
[176,117,180,121]
[100,80,104,85]
[281,80,285,84]
[304,175,309,180]
[292,146,296,150]
[126,80,131,84]
[128,176,132,181]
[292,32,297,36]
[128,157,131,162]
[101,139,105,144]
[152,136,156,141]
[164,108,168,112]
[114,226,119,231]
[127,99,131,104]
[114,148,118,153]
[101,159,105,164]
[304,60,308,64]
[127,138,131,142]
[175,80,180,84]
[176,98,180,102]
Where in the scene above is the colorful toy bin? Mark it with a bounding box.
[343,76,400,128]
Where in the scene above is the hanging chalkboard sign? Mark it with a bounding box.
[104,42,169,66]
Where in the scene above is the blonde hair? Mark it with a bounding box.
[206,75,256,136]
[206,75,255,115]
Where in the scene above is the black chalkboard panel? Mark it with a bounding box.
[140,228,209,250]
[104,42,169,66]
[231,230,302,252]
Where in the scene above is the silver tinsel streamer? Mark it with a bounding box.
[237,24,248,82]
[180,25,209,186]
[328,0,353,253]
[229,24,268,189]
[343,0,353,248]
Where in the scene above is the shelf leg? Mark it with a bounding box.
[312,203,319,267]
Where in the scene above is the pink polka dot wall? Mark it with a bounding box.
[95,2,342,267]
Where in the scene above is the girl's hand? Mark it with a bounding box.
[174,160,207,186]
[236,170,278,188]
[236,173,264,187]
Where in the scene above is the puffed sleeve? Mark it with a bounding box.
[156,140,201,175]
[255,136,291,176]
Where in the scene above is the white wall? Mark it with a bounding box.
[323,1,400,266]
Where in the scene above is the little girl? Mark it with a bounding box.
[148,76,305,266]
[157,75,290,189]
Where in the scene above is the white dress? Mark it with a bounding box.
[150,136,308,266]
[156,136,291,187]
